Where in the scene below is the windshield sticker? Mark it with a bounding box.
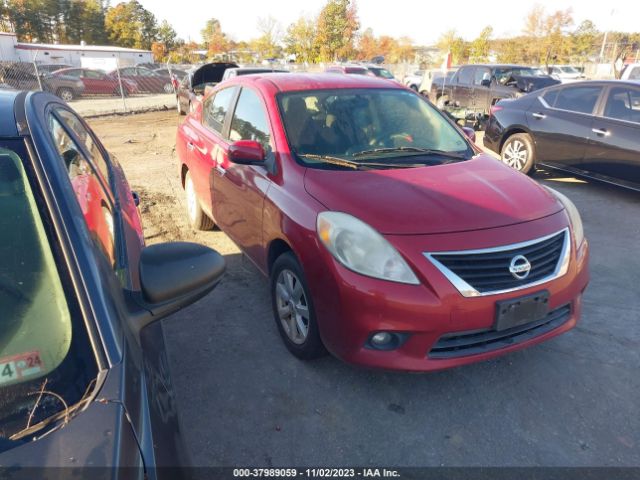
[0,352,43,385]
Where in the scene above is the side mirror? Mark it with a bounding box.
[462,127,476,143]
[126,242,225,338]
[229,140,265,165]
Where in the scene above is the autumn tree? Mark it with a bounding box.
[201,18,229,57]
[437,29,468,65]
[469,26,493,63]
[251,16,282,60]
[284,17,317,63]
[157,19,177,50]
[105,0,158,49]
[571,20,598,64]
[315,0,359,62]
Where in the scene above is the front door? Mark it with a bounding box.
[213,86,272,265]
[583,85,640,185]
[527,85,602,170]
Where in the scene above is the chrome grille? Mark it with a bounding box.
[425,229,570,297]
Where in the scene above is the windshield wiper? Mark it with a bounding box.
[297,153,416,170]
[351,147,467,160]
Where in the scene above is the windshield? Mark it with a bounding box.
[560,66,579,74]
[278,88,473,169]
[0,141,97,448]
[495,67,547,83]
[372,68,394,79]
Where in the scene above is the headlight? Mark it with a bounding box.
[546,187,584,247]
[317,212,420,285]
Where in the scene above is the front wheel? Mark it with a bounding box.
[270,252,326,360]
[163,82,173,93]
[436,95,448,109]
[500,133,535,174]
[184,171,214,230]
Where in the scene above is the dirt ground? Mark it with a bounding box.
[88,110,241,255]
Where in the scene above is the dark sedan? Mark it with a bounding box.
[0,90,225,474]
[484,80,640,190]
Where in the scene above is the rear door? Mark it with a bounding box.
[582,85,640,185]
[472,66,492,114]
[83,69,110,94]
[213,86,273,263]
[453,66,474,109]
[527,84,603,170]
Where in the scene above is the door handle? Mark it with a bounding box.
[532,112,546,119]
[592,128,609,136]
[187,141,195,151]
[215,165,226,176]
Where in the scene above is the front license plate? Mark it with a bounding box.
[494,291,550,331]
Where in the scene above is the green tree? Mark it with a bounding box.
[437,29,468,64]
[251,16,282,60]
[105,0,158,49]
[157,19,177,50]
[315,0,359,62]
[201,18,229,57]
[571,20,598,63]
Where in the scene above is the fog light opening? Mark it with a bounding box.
[367,331,408,351]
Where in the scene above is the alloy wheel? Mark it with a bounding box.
[502,139,528,171]
[275,269,310,345]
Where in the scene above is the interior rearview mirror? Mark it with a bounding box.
[126,242,225,338]
[229,140,266,165]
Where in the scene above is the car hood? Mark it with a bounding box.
[191,62,239,87]
[303,155,564,235]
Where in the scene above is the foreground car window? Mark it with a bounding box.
[0,144,96,444]
[278,88,471,166]
[229,88,271,151]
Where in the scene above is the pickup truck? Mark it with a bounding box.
[431,64,560,128]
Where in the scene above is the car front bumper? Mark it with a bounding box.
[306,213,590,372]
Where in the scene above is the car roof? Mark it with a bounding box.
[234,73,403,92]
[544,79,640,88]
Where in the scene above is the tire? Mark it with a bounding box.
[436,95,448,109]
[409,84,418,92]
[113,86,129,97]
[184,171,214,230]
[500,133,535,175]
[177,96,185,115]
[163,82,173,93]
[57,87,74,102]
[270,252,326,360]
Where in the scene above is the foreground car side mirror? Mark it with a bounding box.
[229,140,266,165]
[462,127,476,143]
[126,242,225,338]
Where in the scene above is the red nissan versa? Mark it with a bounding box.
[176,73,590,372]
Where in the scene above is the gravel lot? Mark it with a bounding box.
[89,111,640,468]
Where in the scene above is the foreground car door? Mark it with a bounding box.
[527,85,602,170]
[213,87,271,262]
[581,84,640,185]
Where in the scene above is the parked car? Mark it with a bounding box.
[620,63,640,81]
[221,67,289,82]
[0,64,85,101]
[547,65,585,83]
[153,66,189,80]
[484,80,640,190]
[365,65,398,82]
[0,90,225,471]
[108,66,174,94]
[325,65,373,76]
[403,70,425,90]
[433,64,560,127]
[176,73,589,372]
[51,68,138,96]
[176,62,238,115]
[35,63,73,74]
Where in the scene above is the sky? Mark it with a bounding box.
[138,0,640,45]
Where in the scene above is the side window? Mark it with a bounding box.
[555,86,602,114]
[120,68,136,76]
[203,87,237,135]
[629,67,640,80]
[229,88,272,152]
[474,67,491,85]
[64,70,81,78]
[48,115,116,268]
[53,108,111,189]
[457,67,474,85]
[603,87,640,124]
[84,70,102,79]
[542,89,559,107]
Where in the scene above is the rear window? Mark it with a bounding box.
[0,142,97,446]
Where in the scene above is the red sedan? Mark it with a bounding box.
[52,68,138,96]
[176,73,589,372]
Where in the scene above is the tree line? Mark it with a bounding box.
[1,0,638,68]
